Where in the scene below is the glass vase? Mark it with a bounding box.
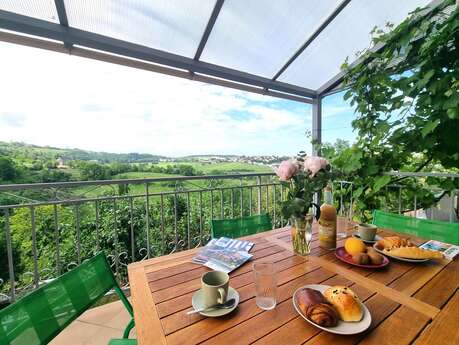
[290,215,313,256]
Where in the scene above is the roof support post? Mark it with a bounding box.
[54,0,71,49]
[312,96,322,156]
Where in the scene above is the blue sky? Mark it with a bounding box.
[0,42,356,157]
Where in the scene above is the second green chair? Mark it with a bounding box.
[372,209,459,245]
[211,213,273,239]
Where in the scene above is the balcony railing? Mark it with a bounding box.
[0,171,457,305]
[0,173,283,303]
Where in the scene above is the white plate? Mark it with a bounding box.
[372,244,430,263]
[292,284,371,335]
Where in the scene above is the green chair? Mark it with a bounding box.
[0,252,136,345]
[211,213,273,239]
[372,209,459,245]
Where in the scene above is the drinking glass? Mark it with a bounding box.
[253,262,277,310]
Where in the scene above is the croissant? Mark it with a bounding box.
[296,288,338,327]
[384,246,443,259]
[376,236,413,250]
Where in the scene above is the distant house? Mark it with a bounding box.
[56,157,69,169]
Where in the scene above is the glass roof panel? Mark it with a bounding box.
[278,0,431,90]
[200,0,343,78]
[64,0,216,57]
[0,0,59,23]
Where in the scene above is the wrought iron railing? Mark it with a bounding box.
[0,171,457,304]
[0,173,284,303]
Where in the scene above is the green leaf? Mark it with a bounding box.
[442,93,459,110]
[373,175,392,193]
[447,108,459,119]
[421,119,440,137]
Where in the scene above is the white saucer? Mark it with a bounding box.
[191,286,239,317]
[353,233,383,244]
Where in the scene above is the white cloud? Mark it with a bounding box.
[0,42,312,156]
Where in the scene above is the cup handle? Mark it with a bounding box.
[217,287,227,304]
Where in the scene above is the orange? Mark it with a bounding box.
[344,238,367,255]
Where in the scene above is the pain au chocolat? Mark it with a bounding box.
[296,288,338,327]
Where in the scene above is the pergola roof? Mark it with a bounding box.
[0,0,438,103]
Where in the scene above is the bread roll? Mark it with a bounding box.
[384,246,443,259]
[324,286,363,322]
[296,288,338,327]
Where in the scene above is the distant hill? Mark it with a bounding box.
[0,142,167,164]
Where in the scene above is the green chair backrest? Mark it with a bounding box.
[211,214,273,239]
[372,210,459,245]
[0,252,133,345]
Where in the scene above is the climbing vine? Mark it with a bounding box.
[326,0,459,221]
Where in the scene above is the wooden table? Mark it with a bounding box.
[128,225,459,345]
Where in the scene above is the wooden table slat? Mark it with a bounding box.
[413,292,459,345]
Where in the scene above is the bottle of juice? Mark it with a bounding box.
[319,186,337,250]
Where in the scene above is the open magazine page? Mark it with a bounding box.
[192,237,254,273]
[205,237,254,252]
[419,240,459,260]
[198,248,252,273]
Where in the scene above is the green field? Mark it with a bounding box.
[156,161,272,174]
[73,163,272,197]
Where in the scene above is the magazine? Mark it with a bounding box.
[419,240,459,260]
[192,237,254,273]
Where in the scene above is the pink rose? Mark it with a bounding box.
[275,160,298,181]
[304,156,328,177]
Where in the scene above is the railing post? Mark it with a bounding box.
[230,188,234,218]
[199,191,203,245]
[4,209,15,302]
[75,204,81,265]
[210,189,214,221]
[257,176,262,215]
[340,182,344,216]
[53,204,61,276]
[174,193,178,250]
[187,192,191,249]
[265,185,269,215]
[95,200,100,252]
[160,193,165,255]
[145,183,150,258]
[30,206,39,288]
[129,197,135,261]
[249,186,253,216]
[113,199,119,278]
[220,189,224,219]
[239,178,243,218]
[280,184,284,226]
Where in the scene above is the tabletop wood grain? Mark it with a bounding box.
[128,223,459,345]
